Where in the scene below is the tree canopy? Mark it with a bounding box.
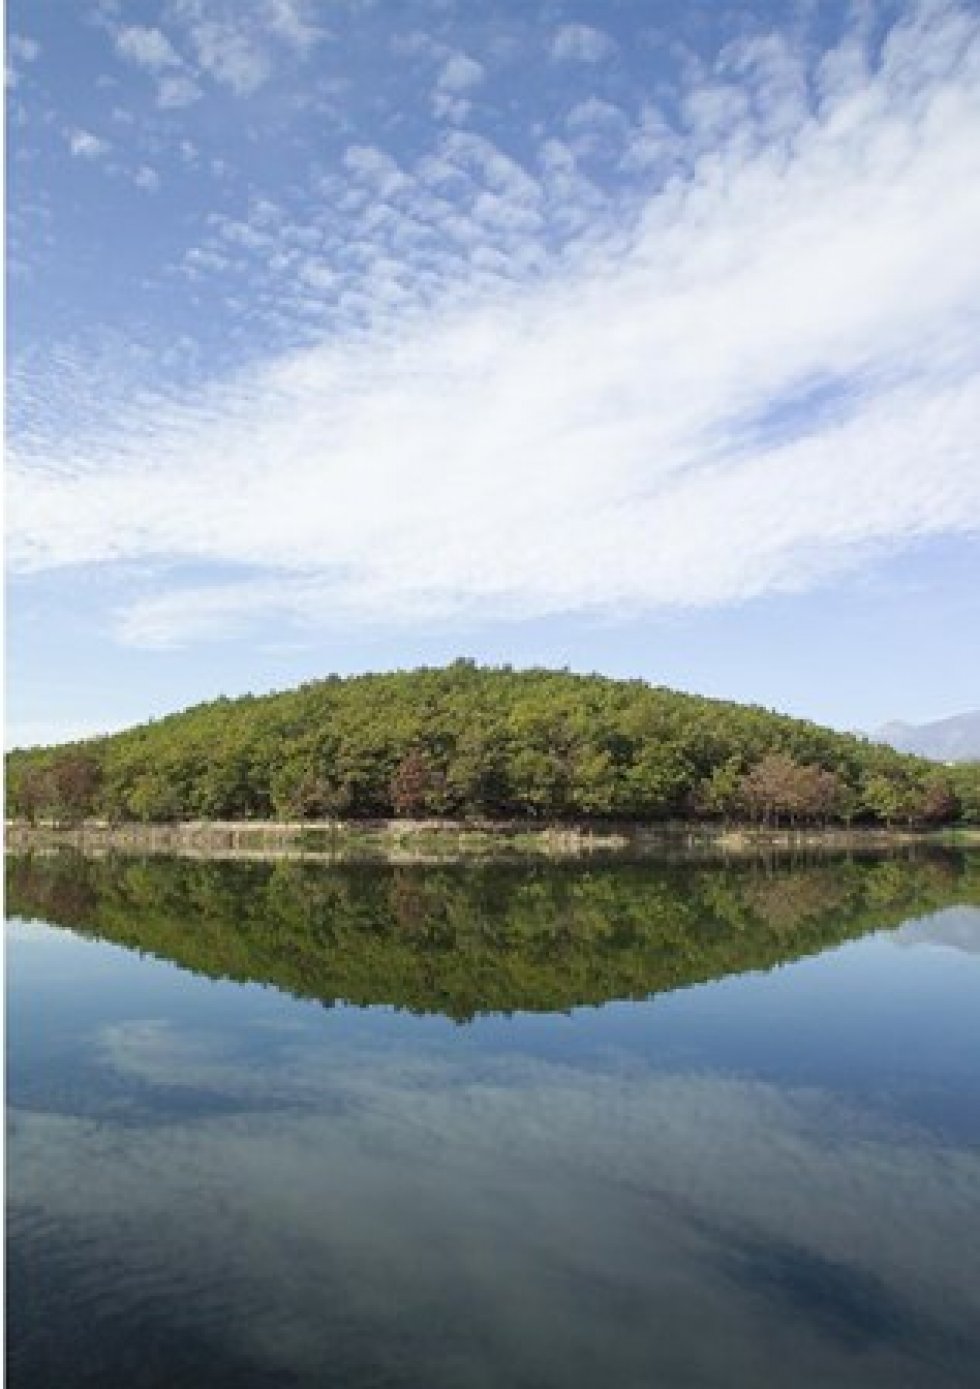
[6,661,978,827]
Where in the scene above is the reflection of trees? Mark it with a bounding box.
[18,864,101,923]
[736,871,851,934]
[6,852,978,1022]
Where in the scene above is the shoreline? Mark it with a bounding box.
[6,818,979,863]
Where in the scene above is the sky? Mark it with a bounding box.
[6,0,980,748]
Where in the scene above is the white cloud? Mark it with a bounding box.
[437,52,484,94]
[115,25,181,70]
[134,165,161,192]
[298,259,335,291]
[157,72,202,107]
[10,35,40,62]
[619,105,680,173]
[265,0,325,53]
[432,92,470,123]
[343,144,411,198]
[187,19,269,93]
[11,2,980,647]
[67,129,110,159]
[431,51,485,121]
[162,0,322,96]
[550,23,618,63]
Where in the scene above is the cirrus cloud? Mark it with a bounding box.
[9,1,980,649]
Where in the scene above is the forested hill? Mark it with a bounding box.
[6,662,980,827]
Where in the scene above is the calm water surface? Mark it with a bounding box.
[6,851,980,1387]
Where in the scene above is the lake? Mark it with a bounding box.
[6,849,980,1387]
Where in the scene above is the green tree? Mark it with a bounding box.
[861,774,907,827]
[693,758,744,822]
[6,762,51,823]
[127,772,184,822]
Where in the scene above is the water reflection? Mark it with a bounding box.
[6,851,980,1387]
[6,849,979,1017]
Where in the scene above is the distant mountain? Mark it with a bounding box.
[875,712,980,763]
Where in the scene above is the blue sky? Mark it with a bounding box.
[7,0,980,747]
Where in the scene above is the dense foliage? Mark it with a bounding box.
[6,662,979,826]
[8,851,977,1020]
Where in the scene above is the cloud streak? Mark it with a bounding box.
[9,1,980,647]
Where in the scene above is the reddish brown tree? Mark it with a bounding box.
[918,779,960,825]
[739,753,799,826]
[796,765,842,824]
[49,752,103,823]
[739,755,840,827]
[390,749,434,817]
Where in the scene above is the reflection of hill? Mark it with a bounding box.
[6,852,980,1021]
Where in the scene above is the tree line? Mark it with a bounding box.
[6,661,979,827]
